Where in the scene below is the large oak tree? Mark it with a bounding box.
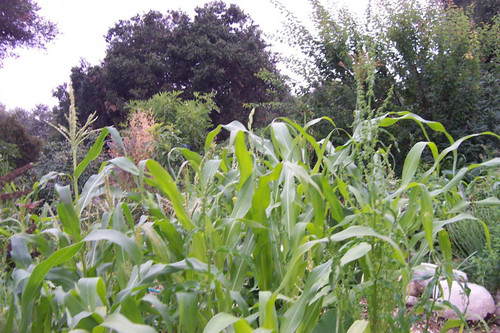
[55,1,288,129]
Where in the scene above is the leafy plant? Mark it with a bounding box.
[2,59,499,332]
[447,168,500,293]
[1,104,498,331]
[128,91,218,152]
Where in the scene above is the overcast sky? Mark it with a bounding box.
[0,0,368,111]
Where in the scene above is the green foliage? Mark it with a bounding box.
[276,0,499,166]
[0,140,20,176]
[54,2,288,129]
[446,169,500,293]
[0,108,41,169]
[31,132,110,203]
[2,100,498,331]
[448,0,500,25]
[128,91,217,152]
[0,0,57,65]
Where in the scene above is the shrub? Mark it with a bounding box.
[108,109,155,164]
[128,91,217,152]
[0,109,41,169]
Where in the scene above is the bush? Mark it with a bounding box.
[128,91,217,152]
[0,109,41,169]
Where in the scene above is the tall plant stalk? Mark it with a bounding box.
[48,84,98,213]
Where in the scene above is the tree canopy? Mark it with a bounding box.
[279,0,499,164]
[55,1,288,130]
[0,0,57,65]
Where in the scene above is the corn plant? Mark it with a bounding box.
[1,107,499,332]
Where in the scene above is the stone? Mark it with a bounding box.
[406,263,468,297]
[434,281,496,320]
[406,295,419,306]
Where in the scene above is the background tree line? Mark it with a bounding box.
[278,0,499,167]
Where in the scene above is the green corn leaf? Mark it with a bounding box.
[78,166,111,215]
[84,229,142,267]
[146,159,195,230]
[297,298,324,333]
[98,313,156,333]
[231,177,254,219]
[233,319,254,333]
[378,112,453,144]
[204,313,252,333]
[56,184,82,241]
[347,319,370,333]
[180,148,202,171]
[141,223,170,262]
[142,294,171,324]
[200,159,221,190]
[176,291,198,333]
[281,261,332,332]
[229,230,255,291]
[280,118,323,171]
[322,178,344,223]
[271,121,296,161]
[10,236,32,268]
[400,142,429,188]
[340,242,372,267]
[420,186,434,251]
[438,230,453,279]
[235,130,253,187]
[120,293,144,324]
[109,156,140,175]
[107,126,127,156]
[21,242,84,332]
[251,163,282,222]
[281,165,297,239]
[474,197,500,205]
[69,311,104,331]
[205,124,222,153]
[112,203,127,232]
[78,277,107,311]
[260,291,279,330]
[74,127,109,180]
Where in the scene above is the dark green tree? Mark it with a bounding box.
[0,0,57,65]
[54,1,287,130]
[446,0,500,25]
[277,0,499,166]
[0,108,41,168]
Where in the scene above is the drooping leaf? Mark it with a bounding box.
[84,230,142,266]
[98,313,156,333]
[340,242,372,267]
[21,242,84,332]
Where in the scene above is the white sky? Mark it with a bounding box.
[0,0,368,111]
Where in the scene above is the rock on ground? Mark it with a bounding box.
[435,281,496,320]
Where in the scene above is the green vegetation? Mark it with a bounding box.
[0,0,499,332]
[53,1,288,130]
[277,0,499,165]
[1,93,498,331]
[0,0,57,66]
